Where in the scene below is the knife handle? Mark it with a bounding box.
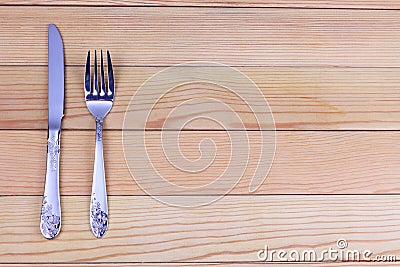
[90,119,108,238]
[40,129,61,239]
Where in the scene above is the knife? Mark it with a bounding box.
[40,24,64,239]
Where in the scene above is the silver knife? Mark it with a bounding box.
[40,24,64,239]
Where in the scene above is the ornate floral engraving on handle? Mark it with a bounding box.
[90,194,108,238]
[90,118,108,238]
[40,196,61,239]
[96,119,103,141]
[47,136,60,171]
[41,129,61,239]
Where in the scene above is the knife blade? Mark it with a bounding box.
[48,24,64,129]
[40,24,64,239]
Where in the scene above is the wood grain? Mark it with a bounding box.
[1,2,399,265]
[2,0,400,9]
[2,7,400,67]
[0,195,399,262]
[1,66,400,130]
[1,130,399,196]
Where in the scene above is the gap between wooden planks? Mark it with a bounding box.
[0,130,399,196]
[1,66,399,130]
[0,195,399,262]
[2,7,400,67]
[5,264,400,267]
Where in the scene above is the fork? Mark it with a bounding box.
[84,50,114,238]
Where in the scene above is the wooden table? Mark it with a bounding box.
[1,1,400,265]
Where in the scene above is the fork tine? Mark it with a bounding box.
[93,50,99,95]
[100,50,106,95]
[107,50,114,97]
[85,51,91,96]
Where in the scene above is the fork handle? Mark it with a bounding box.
[90,119,108,238]
[40,128,61,239]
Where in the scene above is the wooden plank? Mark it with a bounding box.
[1,130,399,196]
[2,7,400,67]
[2,0,400,9]
[0,195,399,262]
[1,66,400,130]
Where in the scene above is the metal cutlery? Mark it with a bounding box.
[40,24,65,239]
[85,50,114,238]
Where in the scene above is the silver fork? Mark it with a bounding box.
[84,50,114,238]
